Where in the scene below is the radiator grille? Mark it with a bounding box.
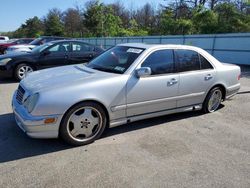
[16,85,25,104]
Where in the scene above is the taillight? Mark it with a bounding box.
[238,74,241,80]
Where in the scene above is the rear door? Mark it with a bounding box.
[69,42,95,64]
[175,49,216,107]
[38,42,71,69]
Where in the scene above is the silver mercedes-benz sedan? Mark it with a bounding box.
[12,43,241,145]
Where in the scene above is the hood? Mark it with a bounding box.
[0,51,32,59]
[9,44,36,49]
[21,65,114,93]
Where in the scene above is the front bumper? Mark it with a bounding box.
[12,91,63,139]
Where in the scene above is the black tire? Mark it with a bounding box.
[59,102,107,146]
[14,63,34,81]
[203,87,223,113]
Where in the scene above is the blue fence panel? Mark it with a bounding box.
[215,36,250,51]
[214,51,250,65]
[78,33,250,65]
[184,37,214,50]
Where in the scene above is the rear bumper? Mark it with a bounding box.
[226,83,240,99]
[12,91,63,139]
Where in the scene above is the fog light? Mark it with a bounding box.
[44,118,56,124]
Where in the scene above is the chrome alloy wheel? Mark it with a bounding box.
[18,65,33,79]
[207,89,222,112]
[66,107,102,142]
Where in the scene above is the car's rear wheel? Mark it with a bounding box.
[59,102,107,146]
[203,87,223,113]
[14,63,34,81]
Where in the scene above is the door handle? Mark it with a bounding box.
[205,74,213,80]
[167,78,178,86]
[64,55,69,59]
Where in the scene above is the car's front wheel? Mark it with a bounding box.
[14,63,34,81]
[203,87,223,113]
[59,102,107,146]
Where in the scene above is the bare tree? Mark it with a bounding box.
[64,8,82,37]
[109,1,130,27]
[133,3,156,32]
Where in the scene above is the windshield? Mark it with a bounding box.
[31,43,53,53]
[87,46,144,74]
[9,39,18,43]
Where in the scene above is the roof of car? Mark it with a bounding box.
[50,39,94,44]
[118,43,201,51]
[39,36,68,38]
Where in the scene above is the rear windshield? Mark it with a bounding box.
[30,38,42,45]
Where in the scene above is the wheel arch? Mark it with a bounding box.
[12,61,37,71]
[207,83,226,101]
[60,99,110,128]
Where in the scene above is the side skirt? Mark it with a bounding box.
[109,104,202,128]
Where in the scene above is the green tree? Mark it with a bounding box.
[159,10,176,35]
[193,6,218,34]
[44,8,64,36]
[12,16,44,38]
[121,19,148,36]
[83,0,103,37]
[214,3,250,33]
[102,6,123,37]
[7,0,250,38]
[175,19,194,34]
[24,16,44,37]
[83,1,130,37]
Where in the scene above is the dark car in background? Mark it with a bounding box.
[6,36,68,54]
[0,40,104,81]
[0,38,34,54]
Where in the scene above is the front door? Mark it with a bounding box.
[126,49,179,117]
[39,42,71,69]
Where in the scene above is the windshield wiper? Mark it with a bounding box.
[91,66,122,74]
[89,65,122,74]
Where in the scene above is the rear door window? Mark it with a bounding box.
[72,42,94,52]
[175,50,200,72]
[200,55,213,69]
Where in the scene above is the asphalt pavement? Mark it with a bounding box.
[0,72,250,188]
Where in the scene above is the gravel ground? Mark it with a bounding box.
[0,72,250,188]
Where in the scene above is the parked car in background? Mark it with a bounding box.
[6,36,68,54]
[11,43,241,146]
[0,40,104,80]
[0,36,9,43]
[0,38,34,54]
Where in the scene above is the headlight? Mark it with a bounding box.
[23,93,39,113]
[0,58,12,65]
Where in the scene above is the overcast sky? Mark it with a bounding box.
[0,0,164,32]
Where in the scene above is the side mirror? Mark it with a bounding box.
[135,67,152,78]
